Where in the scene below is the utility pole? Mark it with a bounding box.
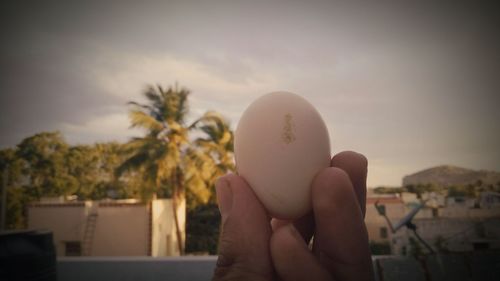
[1,166,8,230]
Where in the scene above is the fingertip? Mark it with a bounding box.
[219,173,246,190]
[330,151,368,217]
[213,174,275,280]
[311,168,371,269]
[312,167,354,210]
[271,223,305,252]
[330,151,368,171]
[315,166,351,183]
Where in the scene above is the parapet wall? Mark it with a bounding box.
[58,251,500,281]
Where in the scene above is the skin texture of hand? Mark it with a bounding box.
[212,151,374,281]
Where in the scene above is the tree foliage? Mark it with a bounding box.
[115,84,234,254]
[1,84,234,255]
[1,134,140,229]
[16,132,75,197]
[185,204,221,255]
[116,85,234,207]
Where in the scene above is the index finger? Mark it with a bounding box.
[312,168,373,281]
[271,151,368,244]
[330,151,368,217]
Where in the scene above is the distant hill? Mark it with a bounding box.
[402,165,500,187]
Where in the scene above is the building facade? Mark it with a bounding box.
[365,190,500,255]
[27,198,185,257]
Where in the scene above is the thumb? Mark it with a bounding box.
[212,174,274,281]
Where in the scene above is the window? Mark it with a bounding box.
[65,241,81,256]
[380,227,388,239]
[432,208,438,218]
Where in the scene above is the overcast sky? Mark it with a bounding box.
[1,0,499,186]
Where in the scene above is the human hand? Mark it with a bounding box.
[212,151,373,281]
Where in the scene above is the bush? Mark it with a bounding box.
[185,204,221,255]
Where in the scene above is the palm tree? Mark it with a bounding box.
[116,84,233,255]
[191,111,235,203]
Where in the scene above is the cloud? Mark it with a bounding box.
[81,48,286,124]
[1,0,499,187]
[60,111,141,145]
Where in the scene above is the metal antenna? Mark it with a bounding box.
[375,199,435,254]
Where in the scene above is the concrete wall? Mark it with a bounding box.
[438,206,500,218]
[365,201,405,242]
[28,198,185,257]
[151,199,186,256]
[413,207,434,219]
[28,203,87,256]
[92,202,149,256]
[57,252,500,281]
[413,218,500,252]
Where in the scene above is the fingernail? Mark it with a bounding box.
[216,178,233,221]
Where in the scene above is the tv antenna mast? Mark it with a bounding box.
[375,200,435,254]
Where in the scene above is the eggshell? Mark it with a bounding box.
[234,92,331,219]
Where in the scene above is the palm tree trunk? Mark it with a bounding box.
[171,169,184,255]
[171,194,184,255]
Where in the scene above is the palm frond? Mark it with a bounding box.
[129,110,165,132]
[128,101,162,121]
[144,86,163,109]
[176,88,190,124]
[115,151,149,177]
[122,83,235,210]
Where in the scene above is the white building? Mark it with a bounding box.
[365,191,500,254]
[400,192,419,204]
[479,192,500,209]
[27,198,185,257]
[365,195,407,254]
[446,196,476,208]
[413,217,500,252]
[421,192,446,208]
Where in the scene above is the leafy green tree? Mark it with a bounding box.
[405,183,443,198]
[0,148,26,229]
[92,142,136,199]
[3,133,160,230]
[448,184,476,198]
[373,186,405,195]
[16,131,77,198]
[66,145,101,199]
[185,203,221,254]
[116,84,233,254]
[67,142,131,200]
[190,111,234,205]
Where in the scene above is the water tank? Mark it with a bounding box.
[0,229,57,281]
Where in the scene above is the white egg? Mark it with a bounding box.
[234,92,331,219]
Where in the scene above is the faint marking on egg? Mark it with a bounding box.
[234,91,331,219]
[282,113,296,144]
